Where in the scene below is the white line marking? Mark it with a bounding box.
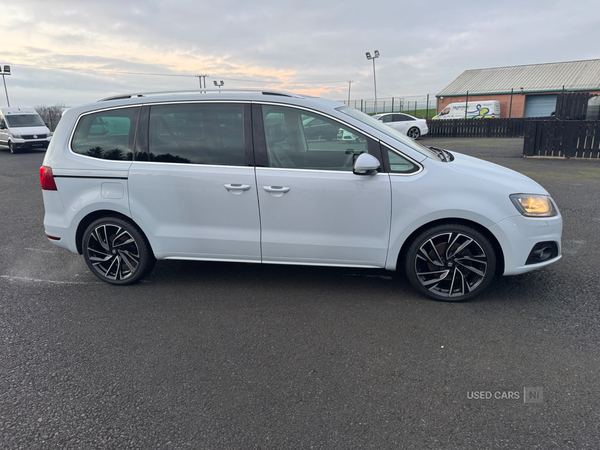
[0,275,100,285]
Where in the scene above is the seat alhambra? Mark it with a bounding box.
[40,90,562,301]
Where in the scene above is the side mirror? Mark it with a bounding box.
[353,153,380,175]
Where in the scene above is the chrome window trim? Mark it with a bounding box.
[130,161,254,169]
[254,166,390,176]
[256,101,381,143]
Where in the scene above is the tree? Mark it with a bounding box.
[35,104,66,131]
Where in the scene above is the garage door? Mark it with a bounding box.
[524,95,557,118]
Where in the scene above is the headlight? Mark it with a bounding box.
[10,130,22,138]
[510,194,557,217]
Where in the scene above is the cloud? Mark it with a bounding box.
[2,0,600,107]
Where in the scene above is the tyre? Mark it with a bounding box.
[405,224,496,301]
[407,127,420,140]
[8,141,17,154]
[82,217,156,285]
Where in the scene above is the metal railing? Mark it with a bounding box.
[339,94,438,118]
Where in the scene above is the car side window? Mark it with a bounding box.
[380,115,392,123]
[71,107,139,160]
[262,105,369,171]
[147,103,245,166]
[387,149,419,174]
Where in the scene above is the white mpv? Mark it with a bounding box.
[40,90,562,301]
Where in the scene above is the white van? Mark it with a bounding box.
[432,101,500,120]
[0,107,52,153]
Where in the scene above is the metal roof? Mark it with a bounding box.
[437,59,600,97]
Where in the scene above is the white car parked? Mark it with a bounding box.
[40,90,561,301]
[372,112,428,139]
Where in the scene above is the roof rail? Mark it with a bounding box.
[98,89,304,102]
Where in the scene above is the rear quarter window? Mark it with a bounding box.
[71,107,140,160]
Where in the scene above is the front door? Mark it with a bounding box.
[255,104,391,267]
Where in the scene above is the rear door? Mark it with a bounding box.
[254,104,392,267]
[388,114,411,134]
[128,102,261,261]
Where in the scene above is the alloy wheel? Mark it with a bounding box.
[406,225,496,301]
[85,223,141,281]
[407,127,420,140]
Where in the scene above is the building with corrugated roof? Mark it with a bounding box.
[436,59,600,118]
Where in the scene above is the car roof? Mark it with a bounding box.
[64,89,346,118]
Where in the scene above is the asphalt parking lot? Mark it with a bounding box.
[1,138,599,449]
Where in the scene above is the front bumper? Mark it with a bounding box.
[490,213,562,276]
[12,137,51,150]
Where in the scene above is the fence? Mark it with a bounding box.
[427,118,528,138]
[340,95,437,117]
[523,120,600,158]
[555,92,595,120]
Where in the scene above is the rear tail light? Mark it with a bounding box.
[40,166,58,191]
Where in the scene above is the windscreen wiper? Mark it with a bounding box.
[429,146,454,162]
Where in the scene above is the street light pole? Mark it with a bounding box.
[1,65,10,107]
[365,51,380,114]
[347,80,353,105]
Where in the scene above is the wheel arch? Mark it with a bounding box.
[395,218,505,276]
[75,210,153,256]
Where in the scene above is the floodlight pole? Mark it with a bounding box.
[1,65,10,107]
[366,51,380,114]
[347,80,353,105]
[196,74,208,91]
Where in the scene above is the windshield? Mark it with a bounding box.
[336,106,437,159]
[5,114,45,128]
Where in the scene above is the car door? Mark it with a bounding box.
[128,102,261,262]
[254,104,392,267]
[0,116,8,145]
[387,114,411,135]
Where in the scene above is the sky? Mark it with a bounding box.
[2,0,600,108]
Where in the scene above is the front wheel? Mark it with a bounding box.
[8,141,17,154]
[82,217,155,285]
[405,224,496,301]
[407,127,421,140]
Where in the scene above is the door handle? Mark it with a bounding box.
[262,186,291,193]
[224,184,251,194]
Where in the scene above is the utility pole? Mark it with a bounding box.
[1,65,10,107]
[347,80,353,105]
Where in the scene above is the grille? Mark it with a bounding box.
[22,134,48,139]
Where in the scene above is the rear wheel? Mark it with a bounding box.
[405,224,496,301]
[407,127,421,140]
[82,217,155,285]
